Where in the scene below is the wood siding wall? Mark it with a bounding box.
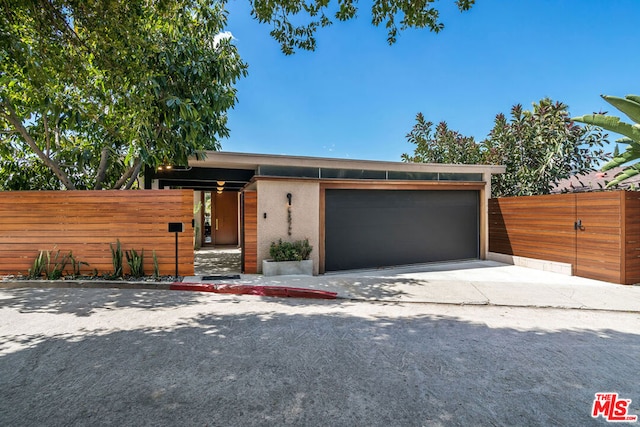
[242,191,258,274]
[489,193,577,266]
[624,192,640,284]
[575,192,622,283]
[489,191,640,285]
[0,190,194,276]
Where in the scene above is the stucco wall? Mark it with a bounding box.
[256,180,320,274]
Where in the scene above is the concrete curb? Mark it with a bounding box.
[171,283,337,299]
[0,280,172,291]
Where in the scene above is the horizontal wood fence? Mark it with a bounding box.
[489,191,640,285]
[0,190,194,276]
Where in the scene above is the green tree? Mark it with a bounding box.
[401,98,609,197]
[401,113,483,164]
[250,0,476,54]
[0,0,247,190]
[485,99,609,197]
[1,0,474,190]
[572,94,640,187]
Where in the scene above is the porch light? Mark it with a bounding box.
[217,181,225,186]
[217,187,224,191]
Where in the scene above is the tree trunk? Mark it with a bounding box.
[124,161,143,190]
[113,158,141,189]
[0,100,76,190]
[94,146,110,190]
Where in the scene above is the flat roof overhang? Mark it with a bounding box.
[145,151,505,190]
[189,151,506,175]
[145,166,254,191]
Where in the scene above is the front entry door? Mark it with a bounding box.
[213,191,238,245]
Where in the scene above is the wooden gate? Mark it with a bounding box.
[489,191,640,284]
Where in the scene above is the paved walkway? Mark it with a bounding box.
[194,247,241,275]
[184,260,640,313]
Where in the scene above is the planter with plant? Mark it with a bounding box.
[263,238,313,276]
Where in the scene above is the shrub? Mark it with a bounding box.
[47,250,69,280]
[28,251,47,279]
[68,251,89,278]
[153,250,160,278]
[125,248,144,278]
[27,249,87,279]
[110,239,123,277]
[269,239,313,262]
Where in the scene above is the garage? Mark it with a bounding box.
[325,189,479,271]
[162,152,503,274]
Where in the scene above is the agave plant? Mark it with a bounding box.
[573,94,640,187]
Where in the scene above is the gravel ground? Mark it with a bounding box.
[0,288,638,426]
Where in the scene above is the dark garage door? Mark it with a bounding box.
[325,189,479,271]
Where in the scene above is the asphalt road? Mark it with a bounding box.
[0,287,639,426]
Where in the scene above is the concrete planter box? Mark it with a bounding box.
[262,259,313,276]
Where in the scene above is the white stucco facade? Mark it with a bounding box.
[256,180,320,274]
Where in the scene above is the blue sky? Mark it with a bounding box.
[221,0,639,161]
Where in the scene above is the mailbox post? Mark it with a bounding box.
[168,222,184,278]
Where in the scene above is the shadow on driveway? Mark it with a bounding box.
[0,288,206,317]
[0,291,638,426]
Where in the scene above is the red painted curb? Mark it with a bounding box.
[169,283,337,299]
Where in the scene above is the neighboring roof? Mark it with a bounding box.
[552,167,640,193]
[189,151,506,175]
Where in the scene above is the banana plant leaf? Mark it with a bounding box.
[572,114,640,143]
[601,143,640,171]
[626,95,640,105]
[602,95,640,124]
[607,164,640,188]
[616,137,635,144]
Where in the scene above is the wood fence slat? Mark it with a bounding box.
[242,192,258,274]
[489,191,639,285]
[0,190,194,276]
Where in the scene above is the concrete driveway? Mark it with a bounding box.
[186,260,640,312]
[0,284,639,426]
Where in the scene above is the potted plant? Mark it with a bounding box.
[263,238,313,276]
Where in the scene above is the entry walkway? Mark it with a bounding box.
[194,247,241,275]
[184,260,640,313]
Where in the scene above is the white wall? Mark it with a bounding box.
[256,180,320,274]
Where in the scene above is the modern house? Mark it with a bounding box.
[146,152,505,274]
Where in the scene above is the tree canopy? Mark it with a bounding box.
[0,0,247,190]
[1,0,474,190]
[401,114,483,165]
[402,98,610,197]
[249,0,476,54]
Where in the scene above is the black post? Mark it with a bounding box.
[175,231,179,278]
[168,222,184,279]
